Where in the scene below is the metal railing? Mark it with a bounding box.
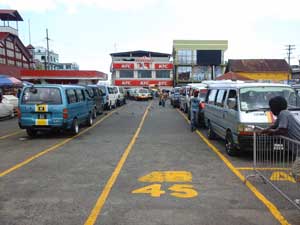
[246,126,300,210]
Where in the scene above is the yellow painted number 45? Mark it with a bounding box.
[132,184,198,198]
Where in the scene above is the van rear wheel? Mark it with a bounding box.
[225,131,238,156]
[26,128,37,137]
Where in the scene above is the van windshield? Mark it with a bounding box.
[239,86,299,111]
[139,89,148,94]
[21,87,62,105]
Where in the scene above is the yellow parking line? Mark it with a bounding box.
[84,102,152,225]
[0,130,24,140]
[177,109,290,225]
[236,167,291,171]
[0,107,122,178]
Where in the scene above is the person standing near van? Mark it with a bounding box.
[190,90,200,132]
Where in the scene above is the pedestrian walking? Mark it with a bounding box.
[190,90,200,132]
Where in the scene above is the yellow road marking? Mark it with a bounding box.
[0,107,122,178]
[138,171,192,183]
[0,130,24,140]
[177,109,290,225]
[270,171,296,183]
[236,167,291,171]
[84,102,152,225]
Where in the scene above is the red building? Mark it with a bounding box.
[0,10,33,78]
[110,50,173,88]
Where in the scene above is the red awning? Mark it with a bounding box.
[21,70,107,80]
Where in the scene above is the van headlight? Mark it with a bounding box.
[238,124,254,133]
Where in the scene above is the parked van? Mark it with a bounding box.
[98,85,118,110]
[113,86,126,106]
[87,85,104,115]
[18,85,96,137]
[204,82,300,156]
[180,83,207,113]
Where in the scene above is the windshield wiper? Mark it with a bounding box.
[245,107,270,113]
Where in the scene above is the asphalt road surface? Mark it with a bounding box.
[0,100,299,225]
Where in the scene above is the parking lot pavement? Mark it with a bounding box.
[0,101,149,225]
[0,117,22,137]
[88,101,283,225]
[0,100,298,225]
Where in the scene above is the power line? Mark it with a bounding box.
[285,44,296,65]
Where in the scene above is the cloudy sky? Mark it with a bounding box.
[1,0,300,74]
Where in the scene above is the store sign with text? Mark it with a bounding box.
[154,63,173,70]
[115,79,173,86]
[113,63,134,69]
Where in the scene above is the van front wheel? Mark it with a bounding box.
[207,122,216,140]
[71,119,79,135]
[87,113,93,127]
[225,131,238,156]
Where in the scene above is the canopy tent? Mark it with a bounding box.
[0,75,22,87]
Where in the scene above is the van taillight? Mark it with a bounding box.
[199,102,205,109]
[63,108,68,119]
[16,107,21,119]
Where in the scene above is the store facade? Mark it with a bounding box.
[173,40,228,86]
[110,50,173,88]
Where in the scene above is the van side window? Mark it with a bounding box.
[227,90,237,110]
[66,89,76,104]
[208,89,217,104]
[216,90,227,107]
[108,87,113,94]
[75,89,84,102]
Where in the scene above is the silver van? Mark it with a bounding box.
[204,82,300,156]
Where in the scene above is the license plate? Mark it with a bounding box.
[38,114,47,119]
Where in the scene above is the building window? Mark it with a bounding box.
[16,53,22,59]
[23,63,29,68]
[120,70,134,78]
[5,41,13,50]
[8,59,15,65]
[178,66,192,81]
[156,70,170,79]
[177,49,194,64]
[7,49,14,58]
[0,57,5,64]
[138,70,152,78]
[16,61,22,67]
[0,47,4,55]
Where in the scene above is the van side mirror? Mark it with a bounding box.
[227,98,237,109]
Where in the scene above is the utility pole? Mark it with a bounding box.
[285,44,296,65]
[28,19,31,44]
[46,28,50,70]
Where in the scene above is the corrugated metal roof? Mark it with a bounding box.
[110,50,171,57]
[216,72,252,81]
[0,10,23,21]
[226,59,290,73]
